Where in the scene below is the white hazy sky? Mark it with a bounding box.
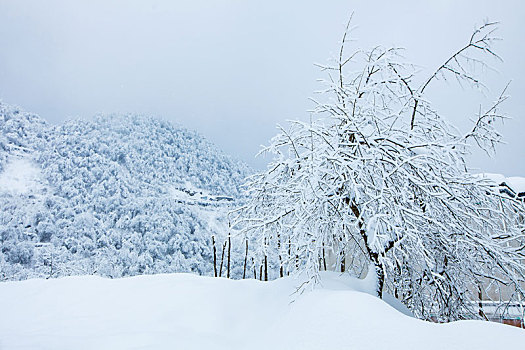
[0,0,523,175]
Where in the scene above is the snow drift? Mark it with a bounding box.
[0,272,523,350]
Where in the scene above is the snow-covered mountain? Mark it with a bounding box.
[0,102,251,280]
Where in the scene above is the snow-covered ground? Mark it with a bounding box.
[0,156,44,195]
[0,273,523,350]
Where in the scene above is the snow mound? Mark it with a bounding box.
[0,157,43,194]
[0,273,523,350]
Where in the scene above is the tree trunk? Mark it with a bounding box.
[227,236,231,279]
[375,262,385,299]
[322,243,327,271]
[288,238,292,275]
[219,241,226,277]
[350,201,390,299]
[277,234,283,278]
[369,258,385,299]
[212,236,217,277]
[243,239,248,279]
[339,234,345,272]
[478,284,488,320]
[264,254,268,281]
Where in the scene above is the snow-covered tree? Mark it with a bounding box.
[234,20,525,321]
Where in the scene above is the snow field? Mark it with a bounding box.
[0,272,523,350]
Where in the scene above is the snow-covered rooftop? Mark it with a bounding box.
[505,177,525,196]
[479,173,525,199]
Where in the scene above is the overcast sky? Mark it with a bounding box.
[0,0,523,175]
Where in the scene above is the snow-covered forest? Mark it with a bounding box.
[0,102,251,280]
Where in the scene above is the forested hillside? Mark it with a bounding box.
[0,102,251,280]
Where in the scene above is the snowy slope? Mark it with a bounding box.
[0,272,523,350]
[0,156,45,195]
[0,103,251,281]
